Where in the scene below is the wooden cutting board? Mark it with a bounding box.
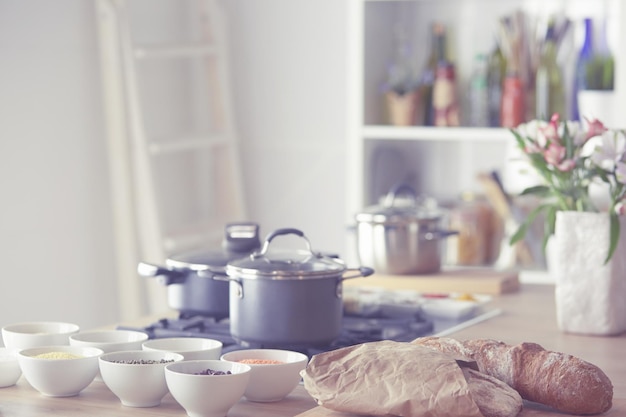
[296,399,626,417]
[343,268,519,295]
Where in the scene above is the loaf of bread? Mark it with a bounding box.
[413,337,613,415]
[462,367,523,417]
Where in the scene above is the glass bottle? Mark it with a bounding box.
[468,53,489,127]
[487,42,506,127]
[535,23,565,121]
[500,72,525,128]
[418,22,446,126]
[433,64,460,126]
[572,18,594,121]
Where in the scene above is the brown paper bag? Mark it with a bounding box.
[301,340,485,417]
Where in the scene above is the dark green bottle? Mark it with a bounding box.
[535,23,565,120]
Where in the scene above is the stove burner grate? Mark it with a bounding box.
[117,310,437,357]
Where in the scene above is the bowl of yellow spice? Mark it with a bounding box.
[17,346,103,397]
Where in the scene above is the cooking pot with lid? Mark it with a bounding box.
[211,228,374,347]
[137,222,261,320]
[355,184,457,275]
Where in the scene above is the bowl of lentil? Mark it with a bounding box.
[220,349,309,402]
[2,321,79,351]
[0,347,22,388]
[16,345,103,396]
[165,359,251,417]
[142,337,222,360]
[99,350,184,407]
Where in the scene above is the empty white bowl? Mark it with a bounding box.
[0,347,22,387]
[142,337,223,360]
[69,330,149,353]
[17,346,103,397]
[70,330,149,380]
[220,349,308,402]
[2,322,80,351]
[99,350,184,407]
[165,359,251,417]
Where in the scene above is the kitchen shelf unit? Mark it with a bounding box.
[345,0,626,227]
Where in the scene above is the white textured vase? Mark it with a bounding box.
[552,211,626,335]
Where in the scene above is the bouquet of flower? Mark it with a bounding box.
[509,113,626,262]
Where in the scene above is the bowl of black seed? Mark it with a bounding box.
[98,350,184,407]
[165,359,251,417]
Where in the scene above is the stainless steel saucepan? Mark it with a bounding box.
[355,184,457,275]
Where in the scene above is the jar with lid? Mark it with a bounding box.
[445,193,500,266]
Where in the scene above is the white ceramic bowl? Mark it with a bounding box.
[2,322,80,351]
[142,337,223,360]
[220,349,308,402]
[70,330,149,380]
[17,346,103,397]
[69,330,149,353]
[165,359,251,417]
[99,350,184,407]
[0,347,22,387]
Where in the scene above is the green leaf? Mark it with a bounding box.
[509,223,529,245]
[509,203,551,246]
[604,212,621,264]
[519,185,551,197]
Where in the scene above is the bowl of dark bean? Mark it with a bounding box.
[164,359,251,417]
[220,349,309,402]
[98,350,184,407]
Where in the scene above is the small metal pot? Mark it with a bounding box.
[355,184,457,275]
[213,228,374,347]
[137,222,261,320]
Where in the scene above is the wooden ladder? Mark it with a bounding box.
[96,0,245,316]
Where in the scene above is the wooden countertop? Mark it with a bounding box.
[1,283,625,417]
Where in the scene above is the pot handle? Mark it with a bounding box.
[422,229,459,241]
[340,266,375,281]
[383,183,417,208]
[253,228,314,258]
[137,262,187,285]
[212,275,244,299]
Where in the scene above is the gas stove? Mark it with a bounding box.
[117,307,500,357]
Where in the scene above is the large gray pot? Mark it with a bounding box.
[355,184,457,275]
[213,228,374,347]
[137,222,261,320]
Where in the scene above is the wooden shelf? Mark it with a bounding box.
[362,125,511,142]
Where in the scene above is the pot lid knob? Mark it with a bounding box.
[222,222,261,253]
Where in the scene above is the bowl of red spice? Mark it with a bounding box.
[221,348,309,402]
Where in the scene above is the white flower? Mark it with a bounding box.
[518,120,549,146]
[590,130,626,172]
[561,120,586,145]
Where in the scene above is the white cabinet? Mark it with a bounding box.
[345,0,626,223]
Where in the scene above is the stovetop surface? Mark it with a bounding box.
[118,306,500,357]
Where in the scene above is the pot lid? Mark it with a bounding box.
[225,228,346,279]
[167,222,261,271]
[355,184,441,224]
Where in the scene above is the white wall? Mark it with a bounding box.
[0,1,119,333]
[0,0,349,336]
[224,1,349,257]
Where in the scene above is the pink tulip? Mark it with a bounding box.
[584,117,608,140]
[557,159,576,172]
[615,201,626,216]
[544,143,566,166]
